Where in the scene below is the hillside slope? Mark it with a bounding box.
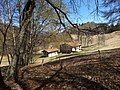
[83,31,120,51]
[100,31,120,50]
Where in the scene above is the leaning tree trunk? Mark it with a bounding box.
[13,0,35,83]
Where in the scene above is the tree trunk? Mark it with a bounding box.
[0,69,11,90]
[13,0,35,83]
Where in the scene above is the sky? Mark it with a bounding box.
[0,0,108,26]
[64,0,108,24]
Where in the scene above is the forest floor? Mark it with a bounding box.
[18,48,120,90]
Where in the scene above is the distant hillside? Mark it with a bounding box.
[80,22,97,29]
[70,30,120,51]
[99,31,120,50]
[82,31,120,51]
[68,22,120,35]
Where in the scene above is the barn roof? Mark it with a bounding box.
[42,48,58,53]
[66,41,81,47]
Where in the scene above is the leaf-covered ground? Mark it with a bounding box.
[18,48,120,90]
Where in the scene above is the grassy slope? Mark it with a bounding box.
[0,56,9,67]
[100,31,120,50]
[83,31,120,51]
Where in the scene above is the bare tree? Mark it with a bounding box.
[102,0,120,23]
[0,0,15,89]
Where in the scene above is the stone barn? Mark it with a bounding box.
[60,43,72,53]
[60,41,81,53]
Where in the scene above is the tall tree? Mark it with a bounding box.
[0,0,66,84]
